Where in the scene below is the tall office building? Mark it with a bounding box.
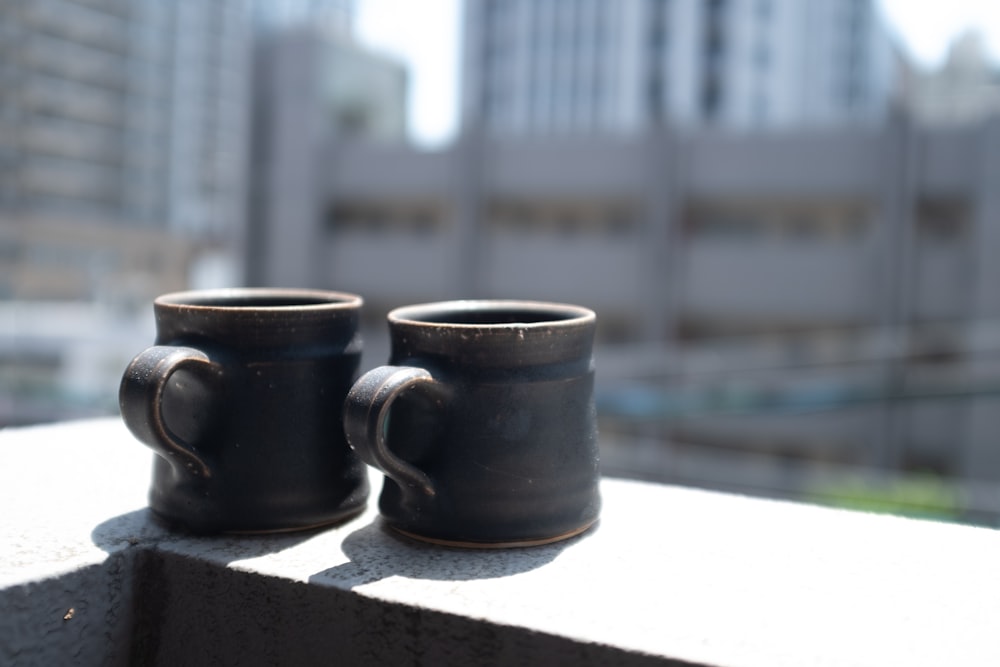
[462,0,899,134]
[0,0,249,238]
[0,0,409,424]
[0,0,250,302]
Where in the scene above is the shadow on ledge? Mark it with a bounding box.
[90,508,594,583]
[310,519,597,587]
[90,508,330,564]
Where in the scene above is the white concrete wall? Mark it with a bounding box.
[5,419,1000,666]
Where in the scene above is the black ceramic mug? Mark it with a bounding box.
[343,300,601,548]
[119,288,369,534]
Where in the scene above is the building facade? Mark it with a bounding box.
[245,24,408,288]
[905,31,1000,127]
[0,0,249,239]
[0,0,412,425]
[247,115,1000,520]
[0,0,252,427]
[461,0,898,134]
[0,0,251,304]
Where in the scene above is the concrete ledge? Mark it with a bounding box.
[2,419,999,666]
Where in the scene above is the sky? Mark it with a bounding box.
[355,0,462,148]
[355,0,1000,148]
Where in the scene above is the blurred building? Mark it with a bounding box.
[0,0,251,302]
[0,0,410,425]
[245,24,408,287]
[461,0,898,134]
[0,0,252,425]
[905,31,1000,127]
[0,0,250,238]
[248,115,1000,520]
[239,0,1000,524]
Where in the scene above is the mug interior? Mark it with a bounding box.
[415,308,575,325]
[392,301,593,327]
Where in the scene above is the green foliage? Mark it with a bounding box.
[807,474,960,522]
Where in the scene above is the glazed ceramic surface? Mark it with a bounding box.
[343,300,601,547]
[119,288,369,534]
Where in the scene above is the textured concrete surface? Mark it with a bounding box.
[3,418,1000,666]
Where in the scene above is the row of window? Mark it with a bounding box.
[328,200,971,239]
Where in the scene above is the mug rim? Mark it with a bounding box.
[388,299,595,329]
[154,287,363,311]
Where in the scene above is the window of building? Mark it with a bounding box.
[606,209,636,236]
[647,78,664,121]
[701,79,722,120]
[917,200,967,241]
[701,0,727,121]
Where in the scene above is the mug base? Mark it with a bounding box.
[149,502,367,536]
[388,518,599,549]
[221,504,367,535]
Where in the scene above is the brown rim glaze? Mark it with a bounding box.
[389,518,599,549]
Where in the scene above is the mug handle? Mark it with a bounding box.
[343,365,438,497]
[119,345,217,479]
